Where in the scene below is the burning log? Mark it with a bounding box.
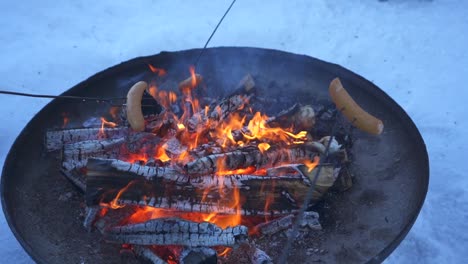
[266,103,316,131]
[62,138,125,170]
[184,146,319,176]
[85,158,339,215]
[187,74,255,132]
[94,206,139,234]
[104,218,248,247]
[46,127,129,151]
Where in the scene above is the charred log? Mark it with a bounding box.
[46,127,129,151]
[62,138,125,170]
[60,169,86,192]
[85,158,338,215]
[254,211,321,236]
[180,247,217,264]
[187,74,255,132]
[224,242,272,264]
[184,146,319,176]
[104,218,248,247]
[133,246,167,264]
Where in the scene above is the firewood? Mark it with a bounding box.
[187,74,255,132]
[133,246,167,264]
[187,94,253,132]
[62,138,125,170]
[104,218,248,247]
[184,146,319,176]
[94,206,139,234]
[83,206,100,231]
[85,158,339,215]
[254,214,295,236]
[180,247,217,264]
[254,211,321,236]
[329,78,383,135]
[60,169,86,192]
[265,103,315,130]
[224,242,272,264]
[46,127,128,151]
[126,81,148,132]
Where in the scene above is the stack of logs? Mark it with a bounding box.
[46,73,353,264]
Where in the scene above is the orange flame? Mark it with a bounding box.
[258,142,270,153]
[61,112,69,128]
[189,66,197,88]
[155,146,171,162]
[148,64,167,76]
[98,117,117,138]
[303,156,320,172]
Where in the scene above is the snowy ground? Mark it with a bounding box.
[1,0,467,263]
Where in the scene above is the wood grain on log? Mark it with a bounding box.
[85,158,338,215]
[62,138,125,170]
[46,127,129,151]
[184,146,319,176]
[104,218,248,247]
[133,245,167,264]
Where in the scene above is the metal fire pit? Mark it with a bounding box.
[1,47,429,263]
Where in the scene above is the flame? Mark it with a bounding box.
[101,181,136,209]
[148,64,167,76]
[61,112,69,128]
[98,117,117,138]
[303,156,320,172]
[189,66,197,88]
[155,146,171,162]
[90,65,325,258]
[258,142,270,153]
[216,166,256,176]
[148,84,158,99]
[218,248,232,257]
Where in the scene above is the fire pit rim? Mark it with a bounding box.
[1,46,429,264]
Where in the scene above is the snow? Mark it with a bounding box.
[1,0,467,263]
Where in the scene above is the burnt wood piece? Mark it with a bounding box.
[94,206,139,234]
[254,211,321,236]
[85,158,338,215]
[62,138,125,171]
[133,246,167,264]
[180,247,217,264]
[104,218,248,247]
[60,169,86,192]
[46,127,129,151]
[184,146,319,176]
[255,214,295,236]
[224,242,272,264]
[83,206,100,231]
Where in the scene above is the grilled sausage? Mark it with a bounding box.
[329,78,384,135]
